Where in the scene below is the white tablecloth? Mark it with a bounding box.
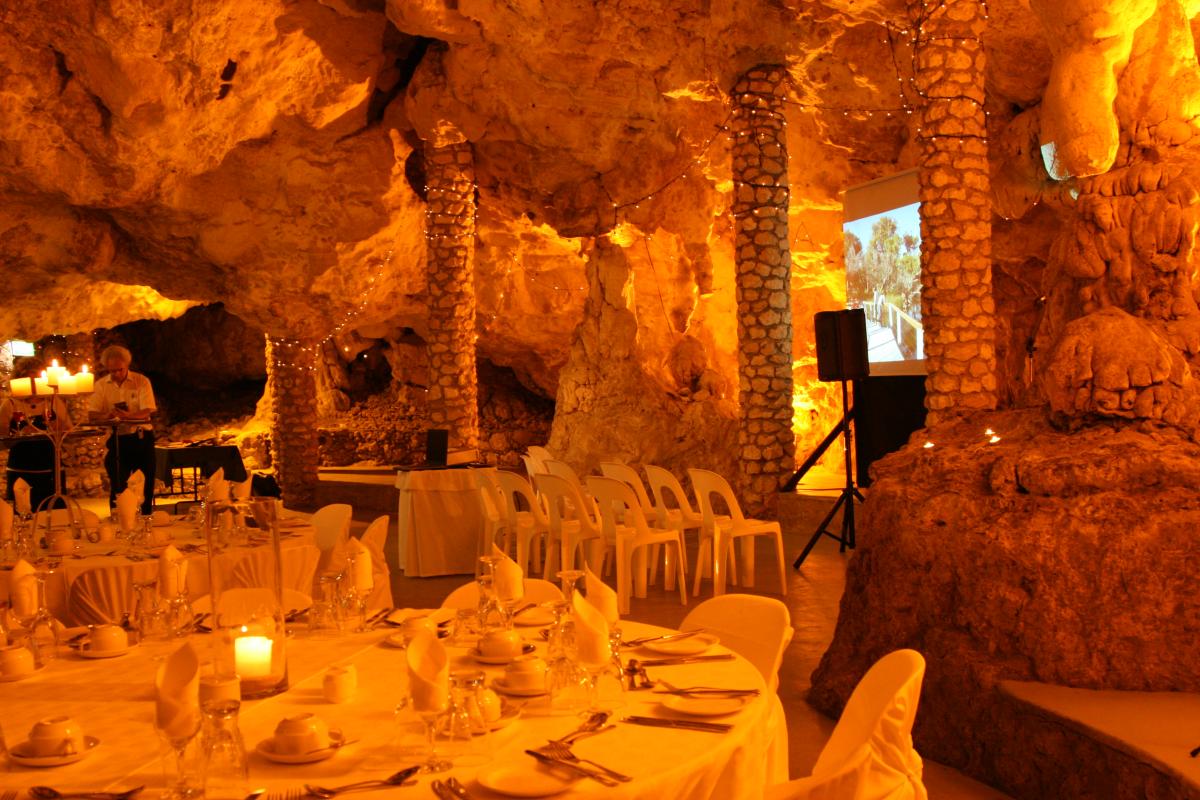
[0,620,787,799]
[396,468,491,577]
[0,518,318,624]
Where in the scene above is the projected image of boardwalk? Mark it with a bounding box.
[864,297,924,363]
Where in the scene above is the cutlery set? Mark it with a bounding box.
[430,776,473,799]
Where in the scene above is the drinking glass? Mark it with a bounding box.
[476,556,504,632]
[449,608,478,647]
[308,573,342,636]
[444,670,490,766]
[557,569,585,605]
[134,579,170,642]
[199,699,248,800]
[157,712,203,800]
[19,570,59,666]
[417,706,451,774]
[393,699,426,760]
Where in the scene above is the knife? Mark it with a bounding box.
[525,749,619,786]
[622,629,706,648]
[638,654,735,667]
[622,715,733,733]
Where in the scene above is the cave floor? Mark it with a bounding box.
[350,489,1012,798]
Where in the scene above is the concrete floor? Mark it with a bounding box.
[358,490,1011,798]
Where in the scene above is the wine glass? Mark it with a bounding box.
[19,569,59,666]
[557,569,585,605]
[156,711,203,800]
[414,699,451,774]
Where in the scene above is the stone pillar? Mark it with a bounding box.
[423,140,480,451]
[265,335,320,507]
[912,0,998,420]
[730,65,795,513]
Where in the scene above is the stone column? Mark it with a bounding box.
[731,64,795,513]
[265,335,320,507]
[912,0,998,420]
[423,140,480,451]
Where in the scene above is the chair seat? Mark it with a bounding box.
[717,517,780,537]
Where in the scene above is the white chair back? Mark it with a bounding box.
[645,465,701,524]
[520,454,544,480]
[766,744,873,800]
[526,446,554,465]
[310,503,353,579]
[688,468,749,526]
[68,566,135,626]
[598,462,655,511]
[535,473,599,537]
[440,578,564,609]
[810,650,928,799]
[357,514,393,609]
[681,594,792,688]
[494,471,549,528]
[545,460,588,496]
[192,587,314,625]
[229,546,320,596]
[586,475,652,539]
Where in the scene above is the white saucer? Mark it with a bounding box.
[661,693,750,717]
[8,736,100,767]
[0,664,46,682]
[472,643,536,665]
[474,702,522,734]
[78,642,136,659]
[491,677,548,697]
[513,607,555,627]
[475,762,573,797]
[641,632,720,656]
[255,730,346,764]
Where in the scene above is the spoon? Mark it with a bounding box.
[243,790,266,800]
[30,786,144,800]
[304,766,421,797]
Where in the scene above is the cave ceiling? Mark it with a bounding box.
[0,0,1067,391]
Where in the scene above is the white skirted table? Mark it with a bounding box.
[0,517,319,625]
[0,619,788,799]
[395,468,492,577]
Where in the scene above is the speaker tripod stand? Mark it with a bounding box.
[784,376,865,569]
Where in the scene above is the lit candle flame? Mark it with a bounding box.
[989,435,1001,443]
[984,428,995,436]
[923,441,935,449]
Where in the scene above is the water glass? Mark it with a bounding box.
[393,700,426,760]
[449,608,478,647]
[308,573,342,636]
[200,699,248,800]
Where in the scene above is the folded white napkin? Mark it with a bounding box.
[491,544,524,603]
[116,488,139,534]
[9,559,37,618]
[13,479,31,516]
[207,469,230,503]
[584,565,620,626]
[232,476,252,501]
[155,641,200,739]
[159,545,187,598]
[126,470,145,497]
[0,499,12,542]
[571,591,611,668]
[348,538,373,595]
[406,629,449,713]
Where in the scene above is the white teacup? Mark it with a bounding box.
[84,624,127,653]
[504,656,548,691]
[273,713,331,755]
[479,629,523,659]
[400,616,436,636]
[0,643,35,678]
[95,522,117,543]
[323,665,357,704]
[28,716,85,757]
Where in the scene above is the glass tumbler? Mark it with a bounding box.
[200,699,248,800]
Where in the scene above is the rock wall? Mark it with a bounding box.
[809,408,1200,791]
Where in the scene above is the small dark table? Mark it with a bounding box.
[155,444,248,501]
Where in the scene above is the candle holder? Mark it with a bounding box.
[207,499,289,699]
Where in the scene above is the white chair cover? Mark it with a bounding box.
[799,649,928,800]
[310,503,353,583]
[229,545,320,596]
[192,587,314,626]
[681,594,793,690]
[357,514,394,610]
[440,577,564,609]
[767,744,873,800]
[68,566,136,626]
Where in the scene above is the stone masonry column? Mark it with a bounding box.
[731,65,795,514]
[423,139,480,451]
[266,336,320,507]
[911,0,998,420]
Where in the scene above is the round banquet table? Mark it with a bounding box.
[0,617,788,799]
[0,516,318,625]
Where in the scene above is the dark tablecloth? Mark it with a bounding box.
[154,444,247,488]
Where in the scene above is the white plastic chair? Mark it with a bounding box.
[766,744,873,800]
[526,446,554,467]
[474,469,510,569]
[772,650,927,800]
[681,594,792,690]
[600,462,687,585]
[440,577,564,609]
[310,503,353,590]
[645,464,736,585]
[534,473,605,575]
[688,468,787,597]
[356,514,394,610]
[586,475,687,615]
[494,471,556,577]
[68,566,135,626]
[545,460,589,499]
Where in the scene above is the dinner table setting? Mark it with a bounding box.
[0,540,787,799]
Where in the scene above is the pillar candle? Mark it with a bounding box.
[9,378,32,397]
[57,374,77,395]
[33,373,50,395]
[46,361,61,387]
[74,366,94,393]
[234,635,274,678]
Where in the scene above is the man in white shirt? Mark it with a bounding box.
[88,345,157,513]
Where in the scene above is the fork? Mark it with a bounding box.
[266,791,305,800]
[538,741,632,782]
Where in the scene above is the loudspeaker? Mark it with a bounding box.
[425,429,449,466]
[815,309,870,382]
[853,375,926,487]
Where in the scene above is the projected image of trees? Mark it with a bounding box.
[844,203,924,361]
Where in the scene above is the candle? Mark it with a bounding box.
[234,634,274,679]
[9,378,32,397]
[57,374,77,395]
[74,365,94,393]
[34,373,50,395]
[46,361,61,387]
